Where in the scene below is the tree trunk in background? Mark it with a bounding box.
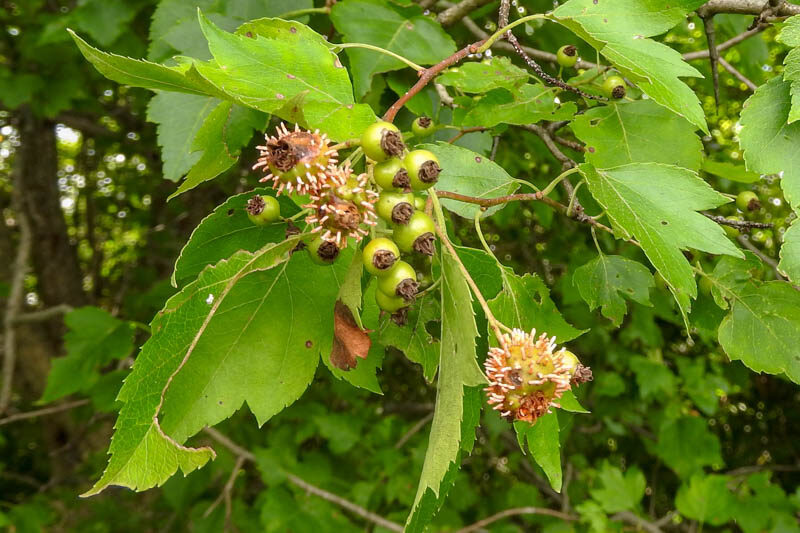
[16,107,87,308]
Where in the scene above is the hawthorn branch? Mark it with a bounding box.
[701,14,722,107]
[698,0,800,17]
[203,427,404,532]
[437,0,494,26]
[0,398,90,427]
[394,412,434,449]
[683,24,767,60]
[611,511,664,533]
[736,235,787,280]
[719,57,759,90]
[12,304,74,324]
[456,506,577,532]
[1,208,32,415]
[703,213,773,229]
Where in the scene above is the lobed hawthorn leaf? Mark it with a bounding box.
[405,243,486,532]
[378,292,440,382]
[580,162,742,323]
[573,253,654,327]
[553,0,707,133]
[676,474,735,526]
[777,15,800,123]
[172,188,300,287]
[195,13,377,141]
[40,307,135,404]
[779,221,800,282]
[589,462,647,513]
[739,76,800,212]
[84,238,357,495]
[422,142,519,219]
[571,100,703,170]
[169,100,267,198]
[436,56,529,94]
[458,84,577,129]
[656,416,722,478]
[330,0,456,99]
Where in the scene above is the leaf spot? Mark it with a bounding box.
[227,209,235,216]
[305,340,313,348]
[205,294,214,305]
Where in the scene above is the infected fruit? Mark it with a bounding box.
[377,261,419,302]
[361,121,405,162]
[304,166,379,247]
[376,192,415,225]
[393,211,436,255]
[556,45,578,68]
[307,235,340,265]
[412,116,435,137]
[484,329,590,423]
[602,75,626,99]
[373,158,410,191]
[246,195,280,225]
[375,288,407,313]
[736,191,761,212]
[254,123,339,195]
[362,238,400,277]
[405,150,441,190]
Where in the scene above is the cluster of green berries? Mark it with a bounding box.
[359,120,441,316]
[724,191,763,238]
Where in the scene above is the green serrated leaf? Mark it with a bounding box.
[717,281,800,384]
[580,163,742,322]
[589,462,646,513]
[378,293,440,382]
[700,159,761,183]
[172,188,299,287]
[573,253,654,327]
[553,0,707,132]
[169,100,267,198]
[147,93,217,183]
[739,77,800,211]
[406,243,485,530]
[40,307,135,404]
[571,100,703,170]
[436,56,529,93]
[85,238,354,495]
[423,142,518,219]
[330,0,456,99]
[459,85,577,128]
[777,15,800,122]
[676,474,735,525]
[779,221,800,282]
[514,415,562,491]
[656,416,722,478]
[195,13,376,140]
[629,356,676,400]
[489,269,585,343]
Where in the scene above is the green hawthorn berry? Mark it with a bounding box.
[362,237,400,276]
[375,287,408,313]
[698,274,713,296]
[405,150,441,190]
[736,190,761,212]
[556,45,578,68]
[373,158,410,191]
[246,195,280,225]
[377,260,419,302]
[602,75,626,99]
[361,121,405,162]
[393,211,436,255]
[414,194,427,211]
[307,235,340,265]
[376,191,415,225]
[412,116,435,137]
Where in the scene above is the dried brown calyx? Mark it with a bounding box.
[380,129,406,158]
[246,195,266,216]
[418,160,441,184]
[413,232,435,256]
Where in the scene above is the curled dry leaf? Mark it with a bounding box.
[331,300,372,370]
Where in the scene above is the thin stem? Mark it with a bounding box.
[335,43,424,71]
[330,138,361,151]
[541,167,580,197]
[474,209,500,263]
[590,226,603,255]
[276,6,330,18]
[430,191,508,344]
[566,179,585,217]
[477,14,550,53]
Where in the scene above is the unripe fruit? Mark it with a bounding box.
[376,192,415,225]
[602,75,626,99]
[736,190,761,212]
[375,288,407,312]
[556,45,578,68]
[698,275,713,296]
[412,116,435,137]
[361,121,405,162]
[373,158,410,191]
[414,195,427,211]
[724,216,741,238]
[246,195,280,225]
[377,260,419,302]
[307,235,340,265]
[405,150,441,190]
[393,211,436,256]
[362,237,400,276]
[561,350,580,375]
